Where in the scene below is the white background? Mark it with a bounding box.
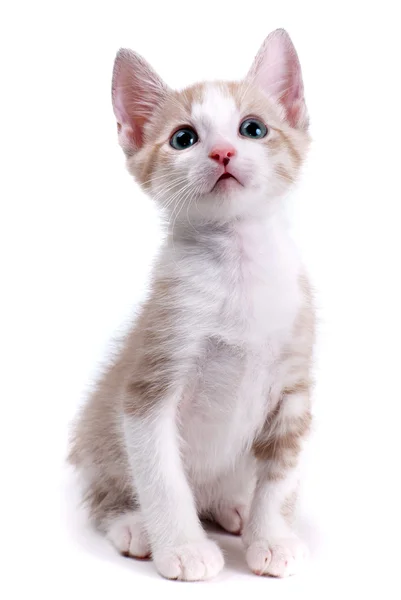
[1,1,401,598]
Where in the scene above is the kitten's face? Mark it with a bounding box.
[113,30,310,223]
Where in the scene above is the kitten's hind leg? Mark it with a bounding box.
[76,467,149,558]
[105,510,151,559]
[208,456,256,535]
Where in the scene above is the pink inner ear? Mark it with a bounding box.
[249,29,306,128]
[112,50,167,152]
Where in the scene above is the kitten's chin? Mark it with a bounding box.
[192,187,269,223]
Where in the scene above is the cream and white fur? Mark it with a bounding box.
[69,29,315,581]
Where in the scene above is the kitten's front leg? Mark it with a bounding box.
[124,401,224,581]
[243,387,312,577]
[122,299,223,581]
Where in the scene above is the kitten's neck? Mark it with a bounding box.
[166,207,291,255]
[166,203,289,243]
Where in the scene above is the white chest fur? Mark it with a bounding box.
[173,213,302,482]
[214,216,302,347]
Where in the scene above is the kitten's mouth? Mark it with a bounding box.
[218,173,235,181]
[212,172,241,191]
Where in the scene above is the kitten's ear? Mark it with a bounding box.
[112,49,168,154]
[248,29,308,129]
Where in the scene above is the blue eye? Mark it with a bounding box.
[239,118,268,139]
[170,127,198,150]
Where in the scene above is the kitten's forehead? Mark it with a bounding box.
[190,83,240,143]
[191,84,238,124]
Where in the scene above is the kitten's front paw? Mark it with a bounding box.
[245,537,308,577]
[153,539,224,581]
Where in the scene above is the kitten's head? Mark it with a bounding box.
[112,29,310,224]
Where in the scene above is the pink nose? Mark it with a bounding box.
[209,145,236,166]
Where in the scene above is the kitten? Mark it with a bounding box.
[69,28,314,581]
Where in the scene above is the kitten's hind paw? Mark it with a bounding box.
[213,504,248,535]
[106,511,151,559]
